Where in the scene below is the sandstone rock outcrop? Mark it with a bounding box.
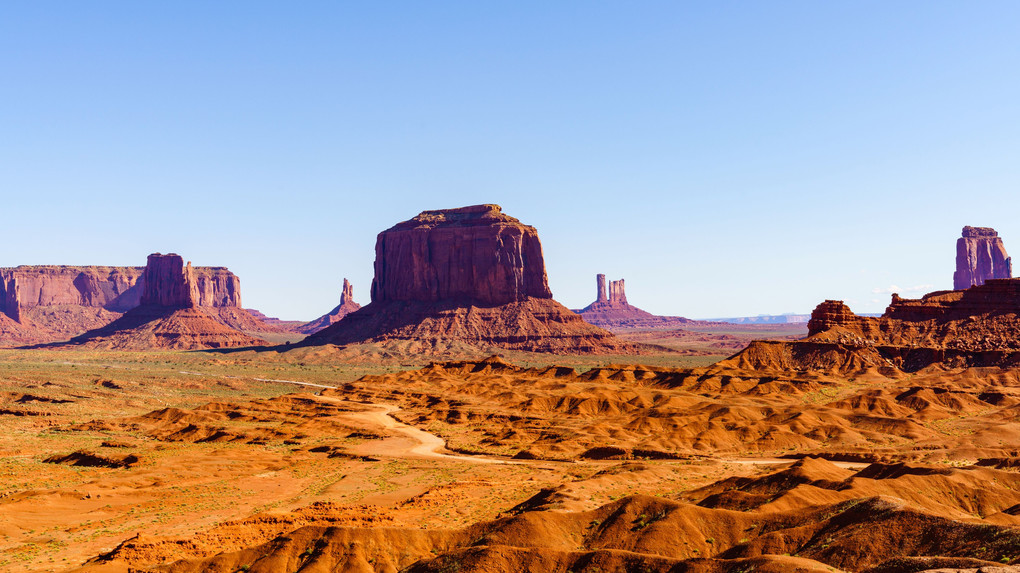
[297,278,362,335]
[303,205,632,354]
[370,204,553,305]
[954,226,1011,290]
[141,254,197,308]
[577,274,693,330]
[51,253,268,350]
[0,260,254,346]
[733,278,1020,373]
[608,278,627,305]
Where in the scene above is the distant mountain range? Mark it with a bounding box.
[707,312,882,324]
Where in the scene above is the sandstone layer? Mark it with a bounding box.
[296,278,362,335]
[954,226,1011,290]
[303,205,631,353]
[576,274,694,330]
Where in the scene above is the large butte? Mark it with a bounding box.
[301,204,633,353]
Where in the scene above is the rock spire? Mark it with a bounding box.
[954,226,1011,290]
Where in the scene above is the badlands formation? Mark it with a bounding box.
[4,215,1020,573]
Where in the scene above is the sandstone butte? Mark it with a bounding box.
[576,274,694,329]
[302,204,633,353]
[0,255,279,347]
[54,254,268,350]
[725,278,1020,374]
[954,225,1012,290]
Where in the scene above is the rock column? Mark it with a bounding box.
[140,253,198,308]
[954,226,1012,290]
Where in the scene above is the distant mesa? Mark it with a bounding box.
[0,253,274,349]
[0,256,279,347]
[66,253,267,350]
[575,274,693,330]
[295,278,362,335]
[302,204,632,353]
[954,225,1011,290]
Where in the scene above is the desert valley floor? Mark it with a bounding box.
[5,320,1020,573]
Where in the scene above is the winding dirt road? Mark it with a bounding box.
[312,395,509,464]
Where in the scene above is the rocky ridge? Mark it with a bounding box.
[729,278,1020,373]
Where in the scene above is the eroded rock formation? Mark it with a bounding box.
[0,256,267,347]
[577,274,692,330]
[141,254,197,308]
[732,278,1020,374]
[608,278,627,305]
[297,278,363,334]
[370,204,552,305]
[303,205,631,354]
[954,226,1011,290]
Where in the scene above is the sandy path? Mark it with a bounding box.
[312,396,508,464]
[725,457,870,470]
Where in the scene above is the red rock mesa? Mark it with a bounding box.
[63,253,268,350]
[0,258,261,346]
[303,205,631,353]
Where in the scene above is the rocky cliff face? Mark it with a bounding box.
[304,205,631,354]
[141,254,197,308]
[370,204,552,306]
[806,300,865,336]
[954,226,1011,290]
[596,274,608,303]
[0,256,260,347]
[0,266,144,321]
[608,279,627,305]
[0,262,243,323]
[194,268,241,308]
[65,253,266,350]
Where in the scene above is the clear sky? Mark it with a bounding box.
[3,2,1019,320]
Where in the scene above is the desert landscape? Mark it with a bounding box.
[3,207,1020,573]
[6,4,1020,572]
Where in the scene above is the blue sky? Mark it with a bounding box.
[3,2,1019,320]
